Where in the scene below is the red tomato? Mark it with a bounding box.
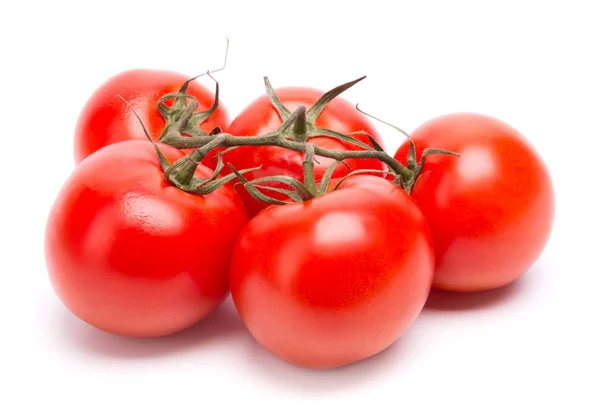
[45,140,247,337]
[230,175,434,369]
[204,87,386,217]
[73,69,230,164]
[395,113,554,292]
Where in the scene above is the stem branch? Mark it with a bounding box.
[165,132,413,184]
[303,144,318,195]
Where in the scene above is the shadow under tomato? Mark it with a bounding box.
[58,296,247,359]
[424,267,539,312]
[242,330,412,393]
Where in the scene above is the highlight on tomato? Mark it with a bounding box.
[73,69,230,164]
[203,76,387,217]
[227,148,434,369]
[393,112,554,292]
[45,139,248,337]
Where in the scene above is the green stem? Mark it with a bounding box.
[177,99,198,128]
[292,108,308,138]
[165,150,204,187]
[263,76,291,119]
[165,131,413,184]
[303,144,318,195]
[306,76,366,123]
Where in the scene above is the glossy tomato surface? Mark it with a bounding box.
[205,87,386,217]
[395,113,554,292]
[46,141,247,337]
[74,69,230,163]
[230,175,434,369]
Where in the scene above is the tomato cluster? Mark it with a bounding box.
[45,66,554,369]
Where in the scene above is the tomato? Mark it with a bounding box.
[45,140,247,337]
[204,86,386,217]
[395,113,554,292]
[73,69,230,164]
[230,175,434,369]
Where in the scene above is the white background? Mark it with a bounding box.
[1,1,599,412]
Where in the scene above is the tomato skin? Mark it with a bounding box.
[230,175,434,369]
[395,113,554,292]
[204,87,386,217]
[73,69,230,164]
[45,141,247,337]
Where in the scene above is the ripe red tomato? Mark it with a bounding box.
[45,140,247,337]
[230,175,434,369]
[204,86,386,217]
[73,69,230,164]
[395,113,554,292]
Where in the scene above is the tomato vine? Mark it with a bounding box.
[124,74,458,200]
